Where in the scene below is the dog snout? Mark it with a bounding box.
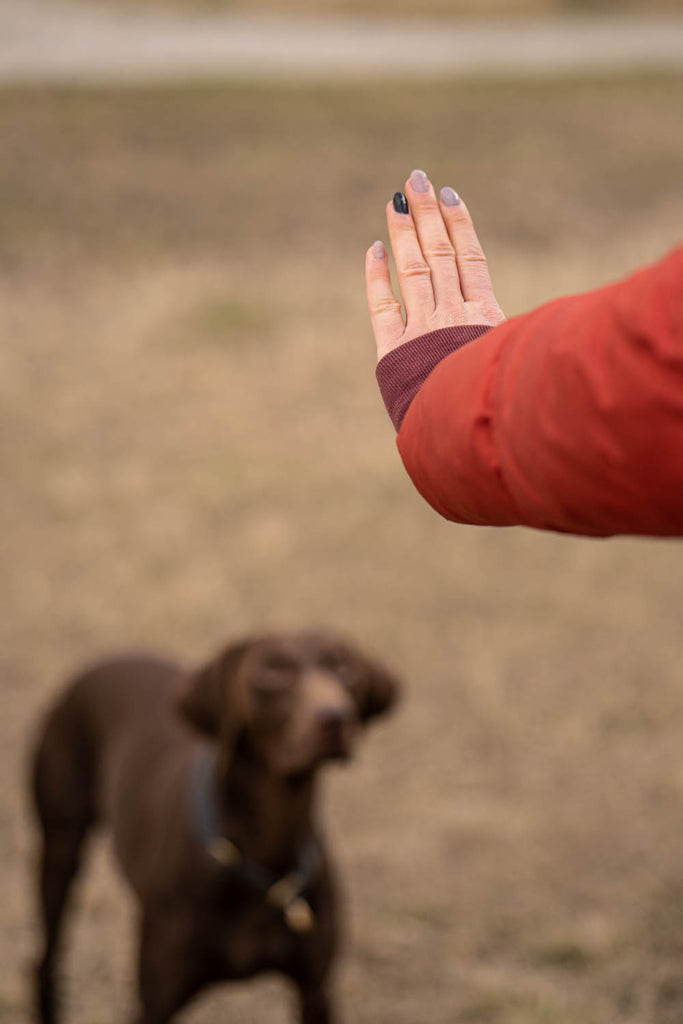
[315,705,354,757]
[316,705,350,734]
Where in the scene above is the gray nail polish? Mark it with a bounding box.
[410,169,429,194]
[372,240,386,259]
[440,186,461,207]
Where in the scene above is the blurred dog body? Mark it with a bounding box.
[31,632,398,1024]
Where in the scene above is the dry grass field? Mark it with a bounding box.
[1,75,683,1024]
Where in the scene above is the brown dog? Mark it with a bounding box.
[31,631,399,1024]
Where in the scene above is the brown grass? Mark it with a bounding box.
[1,75,683,1024]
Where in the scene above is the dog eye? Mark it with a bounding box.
[262,654,298,675]
[251,655,298,696]
[321,650,353,677]
[252,675,295,701]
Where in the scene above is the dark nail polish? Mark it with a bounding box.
[393,191,409,215]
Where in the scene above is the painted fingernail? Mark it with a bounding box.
[410,169,429,194]
[440,186,461,207]
[393,192,409,215]
[372,240,386,259]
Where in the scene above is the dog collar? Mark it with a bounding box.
[191,748,320,934]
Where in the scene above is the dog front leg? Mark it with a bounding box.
[296,984,335,1024]
[132,908,213,1024]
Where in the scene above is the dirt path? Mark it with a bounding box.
[1,0,682,84]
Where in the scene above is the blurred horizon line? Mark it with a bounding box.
[1,0,683,85]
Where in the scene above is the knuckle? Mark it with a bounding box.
[461,245,488,266]
[424,242,456,261]
[371,297,402,317]
[400,260,431,280]
[471,300,502,323]
[478,304,498,322]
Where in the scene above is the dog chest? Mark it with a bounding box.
[205,888,329,979]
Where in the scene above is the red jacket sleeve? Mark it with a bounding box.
[395,244,683,537]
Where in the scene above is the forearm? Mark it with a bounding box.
[385,245,683,537]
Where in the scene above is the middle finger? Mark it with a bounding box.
[405,169,463,310]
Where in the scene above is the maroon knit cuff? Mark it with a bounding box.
[376,324,493,432]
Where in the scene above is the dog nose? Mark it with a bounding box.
[316,706,349,733]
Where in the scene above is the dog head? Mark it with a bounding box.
[176,631,399,778]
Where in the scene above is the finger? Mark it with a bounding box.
[439,189,497,306]
[365,240,405,359]
[386,195,435,327]
[405,170,462,310]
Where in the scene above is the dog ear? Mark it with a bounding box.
[358,659,400,723]
[176,641,250,737]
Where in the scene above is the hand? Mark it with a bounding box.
[366,169,505,362]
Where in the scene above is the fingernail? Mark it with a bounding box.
[393,192,409,215]
[372,240,386,259]
[410,169,429,194]
[440,186,461,207]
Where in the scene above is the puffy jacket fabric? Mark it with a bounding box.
[394,245,683,537]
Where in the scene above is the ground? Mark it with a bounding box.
[1,75,683,1024]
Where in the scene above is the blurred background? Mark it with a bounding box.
[1,0,683,1022]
